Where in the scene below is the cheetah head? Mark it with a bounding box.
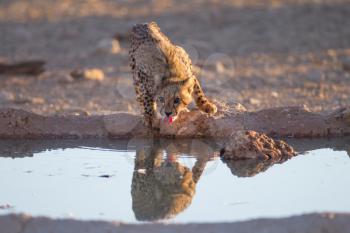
[156,82,193,123]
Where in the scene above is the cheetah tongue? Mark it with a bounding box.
[163,116,173,124]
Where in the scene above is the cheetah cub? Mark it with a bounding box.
[129,22,217,128]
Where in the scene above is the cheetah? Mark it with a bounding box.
[129,22,217,128]
[131,139,209,220]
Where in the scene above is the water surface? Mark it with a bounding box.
[0,138,349,223]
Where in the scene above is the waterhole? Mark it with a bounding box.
[0,138,349,223]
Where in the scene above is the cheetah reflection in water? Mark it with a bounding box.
[130,140,213,221]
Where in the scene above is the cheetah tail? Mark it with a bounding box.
[192,77,217,115]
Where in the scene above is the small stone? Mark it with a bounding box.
[215,62,225,73]
[333,107,350,125]
[13,95,31,104]
[59,74,75,83]
[96,38,121,54]
[271,91,279,97]
[0,91,15,103]
[84,69,104,81]
[71,69,105,81]
[249,98,261,105]
[12,96,45,105]
[30,97,45,105]
[137,169,146,174]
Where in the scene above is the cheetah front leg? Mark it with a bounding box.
[141,96,159,129]
[134,87,158,128]
[192,77,217,114]
[133,74,159,129]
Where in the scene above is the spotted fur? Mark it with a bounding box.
[129,22,217,127]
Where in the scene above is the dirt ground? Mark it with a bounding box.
[0,0,350,116]
[2,213,350,233]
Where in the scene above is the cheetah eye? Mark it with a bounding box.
[158,97,164,103]
[174,97,180,104]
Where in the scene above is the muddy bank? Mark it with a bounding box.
[0,104,349,139]
[1,213,350,233]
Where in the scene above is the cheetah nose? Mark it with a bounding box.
[165,112,172,117]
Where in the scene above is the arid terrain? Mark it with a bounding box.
[1,2,350,232]
[0,0,349,116]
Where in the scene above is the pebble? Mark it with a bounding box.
[271,91,279,97]
[137,169,146,174]
[30,97,45,105]
[215,62,226,73]
[71,69,105,81]
[0,91,15,103]
[12,96,45,105]
[249,98,261,105]
[96,38,121,54]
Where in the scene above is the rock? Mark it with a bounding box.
[83,69,104,81]
[30,97,45,105]
[159,102,247,138]
[0,60,45,75]
[59,74,75,84]
[11,96,45,105]
[215,62,225,73]
[12,96,30,104]
[0,91,15,104]
[249,98,261,105]
[220,130,296,160]
[70,69,105,81]
[0,108,107,139]
[70,70,84,80]
[159,110,207,137]
[103,113,146,138]
[332,106,350,125]
[95,38,121,54]
[271,91,279,97]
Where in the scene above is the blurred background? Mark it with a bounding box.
[0,0,349,115]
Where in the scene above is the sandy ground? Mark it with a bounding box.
[0,0,350,116]
[1,2,350,231]
[1,213,350,233]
